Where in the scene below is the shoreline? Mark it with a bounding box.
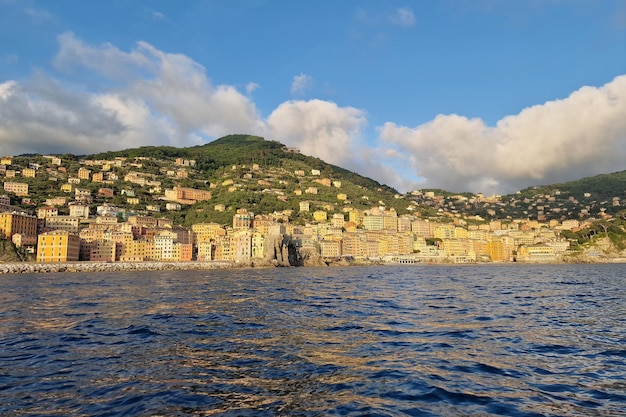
[0,260,239,275]
[1,257,625,274]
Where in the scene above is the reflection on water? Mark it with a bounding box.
[1,264,625,416]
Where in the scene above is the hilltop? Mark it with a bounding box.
[5,135,409,227]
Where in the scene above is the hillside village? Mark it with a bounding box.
[1,137,626,266]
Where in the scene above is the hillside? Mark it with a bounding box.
[90,135,397,192]
[516,171,626,201]
[0,238,33,262]
[4,135,626,264]
[8,135,406,227]
[4,134,626,228]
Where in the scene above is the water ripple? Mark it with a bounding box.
[0,264,625,416]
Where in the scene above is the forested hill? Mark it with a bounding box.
[516,171,626,201]
[89,134,397,194]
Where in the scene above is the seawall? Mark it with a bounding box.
[0,261,237,275]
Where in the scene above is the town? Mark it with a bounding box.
[1,138,625,266]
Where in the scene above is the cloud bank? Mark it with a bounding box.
[1,32,625,196]
[380,74,626,194]
[0,33,395,184]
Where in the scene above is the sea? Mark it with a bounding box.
[1,264,625,417]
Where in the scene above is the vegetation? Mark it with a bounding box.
[6,135,626,239]
[559,210,626,251]
[517,171,626,201]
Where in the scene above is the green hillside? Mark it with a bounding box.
[86,135,406,226]
[516,171,626,201]
[90,134,396,193]
[7,134,626,228]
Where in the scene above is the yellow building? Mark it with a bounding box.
[488,239,506,262]
[348,209,364,226]
[37,231,80,262]
[321,239,341,257]
[434,224,455,239]
[363,214,384,231]
[0,212,38,241]
[192,222,225,243]
[313,210,328,222]
[22,168,36,178]
[251,230,264,259]
[92,172,104,182]
[120,238,155,262]
[89,240,116,262]
[37,206,59,219]
[164,186,211,204]
[383,214,398,232]
[454,227,468,239]
[196,241,213,261]
[440,238,470,257]
[517,245,556,263]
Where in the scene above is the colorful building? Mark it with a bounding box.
[37,231,80,263]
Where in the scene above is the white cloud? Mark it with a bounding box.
[5,32,624,197]
[151,10,166,20]
[245,82,260,95]
[53,32,263,139]
[265,98,405,189]
[53,32,152,82]
[266,99,364,165]
[0,77,128,155]
[2,33,376,176]
[130,42,263,137]
[290,73,312,96]
[24,6,54,24]
[389,7,415,27]
[0,33,266,156]
[380,74,626,194]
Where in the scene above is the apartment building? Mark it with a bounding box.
[363,214,384,231]
[45,216,81,233]
[37,230,80,263]
[22,168,36,178]
[192,222,226,244]
[233,210,253,229]
[37,206,59,219]
[164,186,211,204]
[3,182,29,196]
[0,211,38,241]
[77,168,91,180]
[69,203,90,219]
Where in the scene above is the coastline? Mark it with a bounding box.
[2,256,625,275]
[0,260,238,275]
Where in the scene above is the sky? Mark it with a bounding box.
[1,0,625,195]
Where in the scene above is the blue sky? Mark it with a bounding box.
[1,0,625,195]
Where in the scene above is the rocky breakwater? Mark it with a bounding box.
[0,261,236,275]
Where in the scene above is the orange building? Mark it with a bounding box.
[164,186,211,204]
[77,167,91,180]
[37,230,80,263]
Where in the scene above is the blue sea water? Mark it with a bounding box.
[1,264,625,416]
